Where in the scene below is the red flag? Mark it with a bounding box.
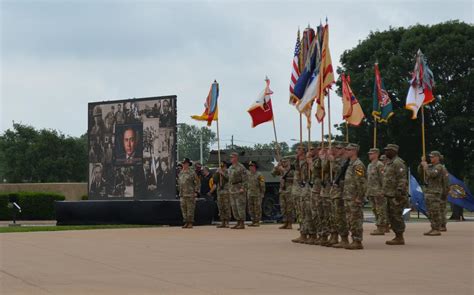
[248,78,274,128]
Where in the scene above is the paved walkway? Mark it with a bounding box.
[1,222,473,295]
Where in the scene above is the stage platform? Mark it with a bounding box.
[55,199,216,226]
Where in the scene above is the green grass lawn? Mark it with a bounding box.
[0,224,158,233]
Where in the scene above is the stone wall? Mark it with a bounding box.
[0,183,87,201]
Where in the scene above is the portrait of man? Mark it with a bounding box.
[115,124,143,166]
[89,164,107,199]
[159,99,174,127]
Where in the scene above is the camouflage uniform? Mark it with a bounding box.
[418,162,445,231]
[310,157,322,236]
[319,159,332,238]
[439,165,450,228]
[367,159,387,228]
[331,157,349,237]
[247,170,265,223]
[178,169,200,223]
[272,163,295,223]
[343,158,367,242]
[228,162,248,222]
[383,155,408,234]
[213,170,231,222]
[293,158,311,234]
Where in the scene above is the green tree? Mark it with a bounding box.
[336,21,474,188]
[0,124,88,183]
[177,123,216,163]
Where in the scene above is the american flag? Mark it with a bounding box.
[289,29,301,105]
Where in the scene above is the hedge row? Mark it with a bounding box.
[0,192,65,220]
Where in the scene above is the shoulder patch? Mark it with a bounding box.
[355,165,365,177]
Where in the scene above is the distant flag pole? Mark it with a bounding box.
[248,76,280,160]
[373,62,394,148]
[405,49,435,160]
[191,80,220,164]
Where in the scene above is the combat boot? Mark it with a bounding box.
[187,222,193,229]
[231,221,239,229]
[216,220,225,228]
[235,220,245,229]
[248,221,257,227]
[279,222,288,229]
[305,234,318,245]
[291,233,306,243]
[319,235,329,246]
[440,225,447,232]
[326,233,338,247]
[182,222,189,229]
[423,229,434,235]
[370,226,385,236]
[345,240,363,250]
[425,229,441,236]
[224,220,230,228]
[332,235,349,248]
[254,221,260,227]
[386,232,405,245]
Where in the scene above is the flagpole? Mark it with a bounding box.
[299,114,303,144]
[345,121,349,143]
[271,116,281,161]
[321,119,324,180]
[327,91,333,182]
[421,106,426,159]
[373,119,377,148]
[216,118,221,165]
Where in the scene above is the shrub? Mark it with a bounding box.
[0,192,65,220]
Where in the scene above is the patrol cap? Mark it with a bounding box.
[336,142,346,149]
[368,148,380,154]
[181,158,193,166]
[384,144,399,152]
[429,151,442,157]
[248,161,258,168]
[230,152,239,157]
[345,143,359,150]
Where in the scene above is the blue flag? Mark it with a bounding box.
[409,172,428,216]
[448,174,474,212]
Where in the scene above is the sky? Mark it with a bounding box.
[1,0,472,149]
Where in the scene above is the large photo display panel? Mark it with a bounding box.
[88,96,177,200]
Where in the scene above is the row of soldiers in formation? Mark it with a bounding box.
[177,153,265,229]
[177,144,449,250]
[273,143,449,250]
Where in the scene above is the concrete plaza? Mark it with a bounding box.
[1,222,473,295]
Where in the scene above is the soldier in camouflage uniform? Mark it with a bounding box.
[178,158,200,229]
[318,147,333,246]
[305,146,322,245]
[291,145,309,243]
[247,161,265,226]
[341,144,367,250]
[366,148,388,235]
[228,152,248,229]
[439,155,450,232]
[418,151,445,236]
[329,142,350,248]
[382,144,408,245]
[212,161,231,228]
[272,157,295,229]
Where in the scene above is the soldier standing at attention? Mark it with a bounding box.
[291,145,308,243]
[212,161,231,228]
[367,148,388,235]
[247,161,265,227]
[329,142,350,248]
[272,157,295,229]
[178,158,200,229]
[383,144,408,245]
[319,146,333,246]
[228,152,248,229]
[306,146,322,245]
[418,151,445,236]
[341,144,367,250]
